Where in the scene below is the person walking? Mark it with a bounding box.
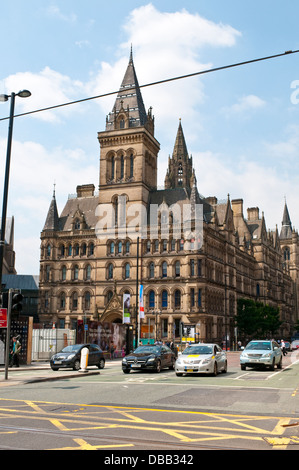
[11,336,21,367]
[281,339,287,356]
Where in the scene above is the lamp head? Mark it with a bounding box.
[17,90,31,98]
[0,94,9,102]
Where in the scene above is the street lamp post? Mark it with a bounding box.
[0,90,31,291]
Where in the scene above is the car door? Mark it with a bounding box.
[88,345,99,365]
[272,342,281,364]
[161,346,170,367]
[215,345,224,370]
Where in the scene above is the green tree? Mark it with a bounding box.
[235,298,281,340]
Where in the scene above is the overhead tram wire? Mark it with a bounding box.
[0,49,298,123]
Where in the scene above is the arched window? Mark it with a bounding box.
[175,261,180,277]
[125,241,130,254]
[60,292,66,309]
[61,265,66,281]
[68,244,72,256]
[47,244,51,257]
[162,290,168,308]
[72,292,78,309]
[130,154,134,178]
[149,290,155,309]
[86,265,91,280]
[284,247,290,261]
[118,241,122,254]
[111,156,115,179]
[120,155,124,179]
[74,219,80,230]
[107,290,113,302]
[84,292,91,310]
[110,241,115,254]
[74,265,79,280]
[174,290,181,309]
[108,263,113,280]
[162,261,167,278]
[74,244,79,256]
[81,243,87,256]
[149,262,155,278]
[89,243,94,256]
[125,263,130,279]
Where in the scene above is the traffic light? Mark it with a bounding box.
[12,291,23,312]
[0,292,8,308]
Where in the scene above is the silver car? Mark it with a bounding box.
[240,340,282,371]
[175,343,227,376]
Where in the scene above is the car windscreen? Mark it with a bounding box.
[182,346,213,355]
[61,345,82,353]
[245,342,271,351]
[133,346,160,354]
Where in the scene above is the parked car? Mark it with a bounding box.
[291,340,299,350]
[50,344,105,371]
[122,344,176,373]
[284,341,291,352]
[240,340,282,371]
[175,343,227,376]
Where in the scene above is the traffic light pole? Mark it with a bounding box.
[4,289,12,380]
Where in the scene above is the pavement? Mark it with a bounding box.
[0,359,121,387]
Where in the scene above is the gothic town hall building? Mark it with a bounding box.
[39,51,298,344]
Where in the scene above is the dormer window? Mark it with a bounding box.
[74,219,80,230]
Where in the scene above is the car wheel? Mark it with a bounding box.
[270,359,275,371]
[73,359,80,371]
[213,362,218,376]
[51,366,59,371]
[241,364,246,371]
[123,369,130,374]
[156,360,161,373]
[98,358,105,369]
[176,372,183,377]
[222,361,227,373]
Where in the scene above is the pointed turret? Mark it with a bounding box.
[43,189,59,231]
[106,48,147,131]
[280,201,292,239]
[165,120,194,190]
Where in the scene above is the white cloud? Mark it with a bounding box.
[46,6,77,23]
[222,94,266,117]
[3,68,85,123]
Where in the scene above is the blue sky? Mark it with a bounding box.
[0,1,299,274]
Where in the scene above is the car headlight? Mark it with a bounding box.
[147,356,156,362]
[240,352,248,358]
[122,358,127,363]
[263,353,271,358]
[67,354,76,360]
[202,357,213,364]
[176,358,182,365]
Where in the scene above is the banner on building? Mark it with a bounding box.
[139,285,144,319]
[123,293,131,324]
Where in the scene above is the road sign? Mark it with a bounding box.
[0,308,7,328]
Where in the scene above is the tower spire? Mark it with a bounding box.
[164,120,194,190]
[106,48,147,130]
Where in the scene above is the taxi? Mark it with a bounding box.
[175,343,227,376]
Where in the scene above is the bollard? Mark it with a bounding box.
[79,347,89,373]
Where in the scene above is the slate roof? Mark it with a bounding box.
[2,274,39,291]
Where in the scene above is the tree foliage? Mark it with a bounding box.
[235,298,281,339]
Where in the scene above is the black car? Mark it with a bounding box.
[50,344,105,371]
[122,344,176,373]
